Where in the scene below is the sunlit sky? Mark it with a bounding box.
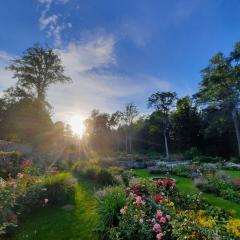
[1,0,240,124]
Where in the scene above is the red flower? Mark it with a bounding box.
[20,160,32,168]
[153,194,163,203]
[129,184,143,196]
[234,178,240,186]
[156,179,176,188]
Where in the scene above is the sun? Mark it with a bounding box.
[68,114,86,137]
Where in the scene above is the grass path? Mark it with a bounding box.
[13,179,99,240]
[133,169,240,218]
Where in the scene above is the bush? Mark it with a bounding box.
[184,147,199,159]
[193,155,223,163]
[84,165,100,180]
[121,170,133,186]
[43,173,76,205]
[97,186,126,238]
[73,161,116,186]
[0,152,23,178]
[98,169,116,185]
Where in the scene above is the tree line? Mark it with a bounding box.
[0,42,240,160]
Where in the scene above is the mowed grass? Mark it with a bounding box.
[133,169,240,218]
[224,170,240,179]
[12,179,99,240]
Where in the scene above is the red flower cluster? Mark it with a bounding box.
[129,184,143,196]
[234,178,240,186]
[20,159,32,169]
[153,194,163,203]
[155,178,176,188]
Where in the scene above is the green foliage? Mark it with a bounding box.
[0,172,76,236]
[73,161,116,186]
[193,155,223,163]
[184,147,200,159]
[97,186,126,238]
[43,173,76,205]
[196,175,240,203]
[0,151,23,178]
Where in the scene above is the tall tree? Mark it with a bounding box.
[148,91,177,159]
[195,42,240,157]
[121,103,139,153]
[7,44,71,104]
[171,96,202,151]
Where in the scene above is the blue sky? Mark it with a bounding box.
[0,0,240,122]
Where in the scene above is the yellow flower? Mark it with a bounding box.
[196,210,216,228]
[226,218,240,238]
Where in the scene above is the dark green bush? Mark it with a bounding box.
[43,173,76,205]
[84,165,100,180]
[97,186,126,238]
[193,155,223,163]
[0,151,23,178]
[98,169,115,185]
[184,147,199,159]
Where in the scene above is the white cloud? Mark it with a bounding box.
[48,34,169,121]
[58,35,116,73]
[0,35,170,123]
[37,0,71,47]
[0,51,16,95]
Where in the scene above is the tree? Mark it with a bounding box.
[121,103,139,153]
[195,42,240,157]
[7,44,71,104]
[171,96,202,151]
[148,91,177,159]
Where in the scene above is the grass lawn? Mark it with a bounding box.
[224,170,240,179]
[133,169,240,218]
[12,179,99,240]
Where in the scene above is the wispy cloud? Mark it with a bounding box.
[48,33,170,121]
[37,0,71,46]
[0,51,16,95]
[0,33,170,122]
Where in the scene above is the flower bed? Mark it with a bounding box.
[97,176,240,239]
[196,175,240,203]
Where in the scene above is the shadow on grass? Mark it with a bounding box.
[12,177,100,240]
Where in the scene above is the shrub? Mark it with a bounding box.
[193,155,223,163]
[97,186,126,238]
[43,173,76,205]
[98,169,116,185]
[121,170,133,186]
[184,147,199,160]
[0,152,23,178]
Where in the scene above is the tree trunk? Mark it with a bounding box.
[129,134,132,153]
[232,108,240,157]
[125,134,128,154]
[164,130,169,159]
[129,125,132,153]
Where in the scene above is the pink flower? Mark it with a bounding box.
[156,210,163,219]
[133,196,145,206]
[153,223,161,233]
[156,232,164,240]
[159,217,166,224]
[166,214,171,221]
[12,182,17,189]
